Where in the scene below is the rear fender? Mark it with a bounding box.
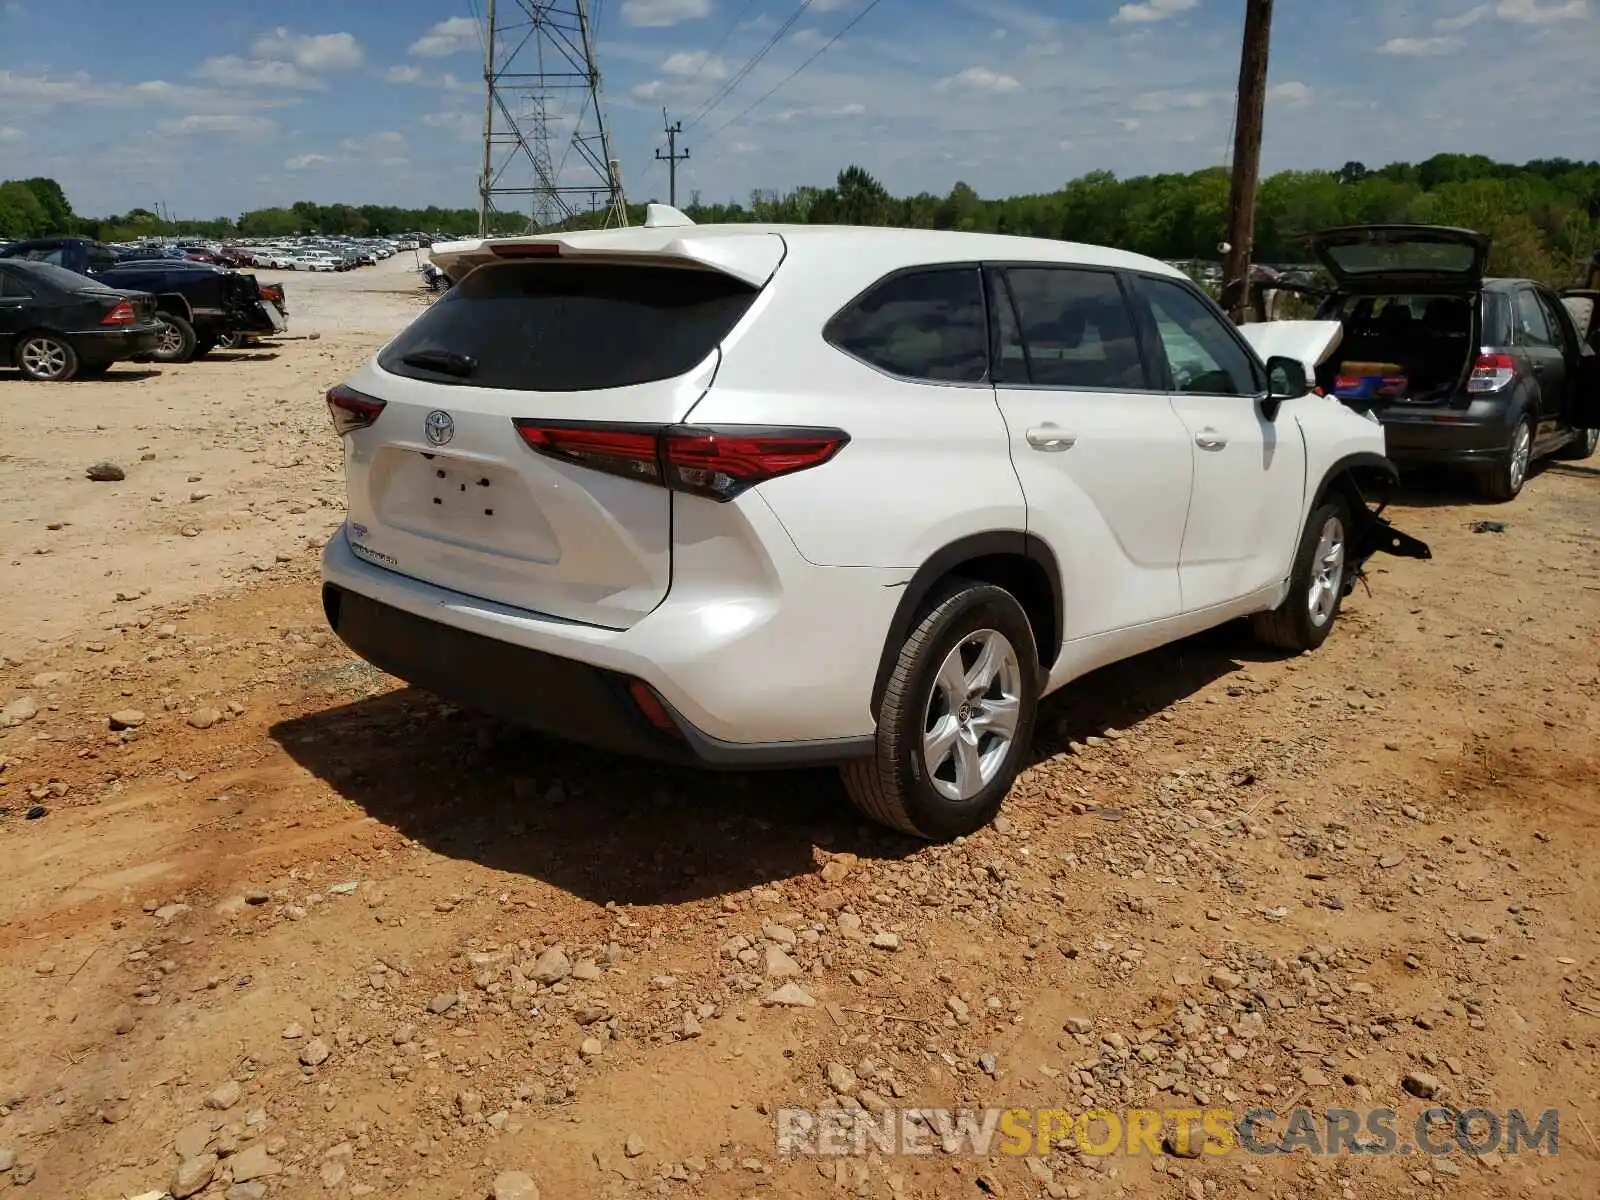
[154,293,194,323]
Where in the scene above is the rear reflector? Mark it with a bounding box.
[326,384,386,435]
[100,300,137,326]
[627,680,682,736]
[513,422,850,501]
[1467,351,1516,395]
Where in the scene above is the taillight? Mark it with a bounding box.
[326,384,386,435]
[1467,351,1516,395]
[101,301,136,326]
[512,422,849,501]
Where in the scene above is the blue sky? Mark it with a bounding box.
[1,0,1595,220]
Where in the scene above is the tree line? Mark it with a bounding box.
[4,154,1597,284]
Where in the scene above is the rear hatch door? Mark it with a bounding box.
[341,235,784,629]
[1311,224,1489,293]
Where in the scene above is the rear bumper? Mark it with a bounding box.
[73,325,163,361]
[1377,406,1512,466]
[319,525,890,768]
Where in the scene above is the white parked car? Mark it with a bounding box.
[320,209,1429,840]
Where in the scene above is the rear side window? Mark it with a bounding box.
[0,269,30,298]
[378,262,757,391]
[1513,289,1554,347]
[998,267,1144,389]
[825,266,988,384]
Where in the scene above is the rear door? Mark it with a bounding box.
[988,264,1192,642]
[1310,225,1489,293]
[1558,288,1600,429]
[1511,286,1567,446]
[340,246,779,629]
[0,265,31,360]
[1132,273,1307,614]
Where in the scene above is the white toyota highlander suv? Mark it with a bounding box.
[320,207,1429,840]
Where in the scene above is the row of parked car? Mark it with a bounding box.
[0,236,288,381]
[110,235,429,273]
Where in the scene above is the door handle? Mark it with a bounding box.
[1025,425,1076,451]
[1195,429,1228,450]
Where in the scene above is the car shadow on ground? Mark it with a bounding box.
[205,352,280,363]
[269,623,1272,906]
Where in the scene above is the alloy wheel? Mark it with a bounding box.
[922,629,1023,802]
[1306,515,1346,629]
[20,338,69,380]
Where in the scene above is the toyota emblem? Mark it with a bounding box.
[424,410,454,446]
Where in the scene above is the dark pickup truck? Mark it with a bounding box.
[0,237,287,363]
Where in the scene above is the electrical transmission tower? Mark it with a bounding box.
[477,0,628,235]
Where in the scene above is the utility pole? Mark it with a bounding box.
[655,110,689,208]
[1221,0,1273,322]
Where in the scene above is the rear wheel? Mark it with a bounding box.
[215,330,242,350]
[1480,415,1534,502]
[151,313,198,363]
[16,333,79,381]
[193,336,217,359]
[840,581,1039,840]
[1553,426,1598,461]
[1251,498,1350,653]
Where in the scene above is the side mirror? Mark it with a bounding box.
[1266,355,1310,401]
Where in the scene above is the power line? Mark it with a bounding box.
[699,0,887,147]
[685,0,761,93]
[685,0,815,131]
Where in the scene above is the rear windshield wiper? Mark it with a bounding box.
[401,348,477,378]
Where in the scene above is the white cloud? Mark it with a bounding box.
[251,28,363,70]
[0,125,20,141]
[1435,4,1491,29]
[340,130,408,167]
[1266,80,1313,104]
[1118,117,1142,131]
[631,79,666,99]
[1380,35,1461,55]
[422,110,480,142]
[1131,88,1218,112]
[1493,0,1588,22]
[661,50,728,79]
[936,66,1021,94]
[157,113,278,138]
[621,0,712,28]
[285,153,332,170]
[194,55,324,90]
[409,16,480,57]
[383,64,424,84]
[0,68,285,112]
[1113,0,1199,24]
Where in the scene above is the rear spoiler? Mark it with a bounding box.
[428,207,785,288]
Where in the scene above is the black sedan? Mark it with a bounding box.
[0,259,162,381]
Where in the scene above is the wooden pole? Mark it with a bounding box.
[1222,0,1273,322]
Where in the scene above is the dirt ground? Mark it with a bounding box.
[0,261,1597,1200]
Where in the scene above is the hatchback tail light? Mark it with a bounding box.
[326,384,386,435]
[513,422,850,501]
[100,300,137,326]
[1467,351,1517,395]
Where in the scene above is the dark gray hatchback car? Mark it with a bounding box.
[1309,225,1599,502]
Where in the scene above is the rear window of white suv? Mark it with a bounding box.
[378,261,758,391]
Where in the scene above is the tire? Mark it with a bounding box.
[15,332,79,381]
[1251,497,1351,653]
[193,336,217,359]
[1479,414,1534,502]
[1553,426,1598,461]
[840,580,1039,840]
[215,330,242,351]
[151,313,198,364]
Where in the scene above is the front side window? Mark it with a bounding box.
[825,266,988,384]
[999,267,1144,389]
[1141,276,1262,396]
